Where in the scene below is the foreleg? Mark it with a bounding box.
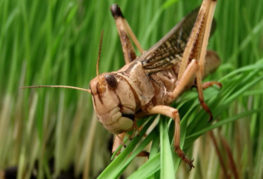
[147,105,194,169]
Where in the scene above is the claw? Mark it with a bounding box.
[188,160,195,170]
[175,147,195,169]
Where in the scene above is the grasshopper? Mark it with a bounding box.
[23,0,221,168]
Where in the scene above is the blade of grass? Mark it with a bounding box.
[160,119,175,179]
[127,154,160,179]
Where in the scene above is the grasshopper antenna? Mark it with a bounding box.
[21,31,105,93]
[21,85,91,93]
[96,30,104,76]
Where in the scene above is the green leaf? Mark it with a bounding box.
[128,154,160,179]
[160,119,175,179]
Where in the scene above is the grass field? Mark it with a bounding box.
[0,0,263,178]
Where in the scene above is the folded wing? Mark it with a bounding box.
[138,7,215,74]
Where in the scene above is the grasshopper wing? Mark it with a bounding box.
[139,8,215,73]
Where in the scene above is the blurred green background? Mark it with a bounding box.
[0,0,263,178]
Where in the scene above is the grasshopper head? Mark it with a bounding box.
[89,73,137,134]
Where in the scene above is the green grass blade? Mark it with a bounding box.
[128,154,160,179]
[160,119,175,179]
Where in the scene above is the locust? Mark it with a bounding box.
[23,0,221,168]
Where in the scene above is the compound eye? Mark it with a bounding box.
[105,74,118,89]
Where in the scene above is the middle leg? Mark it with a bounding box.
[202,81,222,90]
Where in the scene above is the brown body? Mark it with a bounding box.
[90,51,219,134]
[89,0,220,168]
[23,0,219,168]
